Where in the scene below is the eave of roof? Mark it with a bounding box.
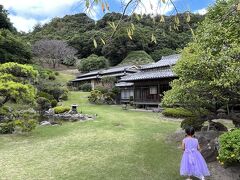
[141,54,180,70]
[120,68,176,82]
[115,82,134,87]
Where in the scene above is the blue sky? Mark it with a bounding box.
[1,0,215,32]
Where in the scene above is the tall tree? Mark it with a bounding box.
[0,29,32,64]
[32,39,77,68]
[162,0,240,125]
[0,5,15,31]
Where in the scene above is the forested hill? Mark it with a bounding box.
[25,12,204,66]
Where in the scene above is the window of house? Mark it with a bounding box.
[149,86,157,94]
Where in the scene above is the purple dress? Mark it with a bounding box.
[180,137,210,179]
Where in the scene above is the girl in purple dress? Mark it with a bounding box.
[180,127,210,180]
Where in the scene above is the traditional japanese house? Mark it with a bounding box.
[71,65,138,90]
[118,54,180,107]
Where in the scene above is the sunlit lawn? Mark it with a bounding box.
[0,92,183,180]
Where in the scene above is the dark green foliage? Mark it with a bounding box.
[0,119,37,134]
[32,65,56,80]
[119,51,154,66]
[0,29,31,64]
[180,117,204,131]
[80,83,92,92]
[0,121,14,134]
[50,99,58,108]
[36,97,51,115]
[150,48,177,61]
[0,106,8,116]
[28,13,95,41]
[218,129,240,166]
[162,0,240,125]
[37,91,55,101]
[53,106,70,114]
[37,81,68,101]
[26,12,203,66]
[88,90,103,104]
[0,5,15,32]
[76,54,109,73]
[162,108,194,118]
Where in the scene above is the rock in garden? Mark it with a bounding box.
[40,121,51,126]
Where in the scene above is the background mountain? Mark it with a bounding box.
[24,12,204,67]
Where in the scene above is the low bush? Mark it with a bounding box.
[95,84,108,94]
[36,97,51,116]
[51,100,58,108]
[0,106,9,116]
[37,91,55,101]
[162,108,195,118]
[180,117,204,131]
[0,119,37,134]
[80,83,92,92]
[54,106,70,114]
[14,119,37,133]
[0,121,14,134]
[88,90,103,104]
[48,74,56,80]
[218,129,240,166]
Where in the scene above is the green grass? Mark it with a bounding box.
[0,92,183,180]
[55,70,76,84]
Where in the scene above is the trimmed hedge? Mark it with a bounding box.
[218,129,240,166]
[53,106,70,114]
[162,108,194,118]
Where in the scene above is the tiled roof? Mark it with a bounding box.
[120,68,176,81]
[141,54,180,70]
[115,82,134,87]
[73,65,138,82]
[76,65,138,79]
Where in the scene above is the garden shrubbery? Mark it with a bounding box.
[53,106,70,114]
[218,129,240,166]
[0,119,37,134]
[162,107,194,118]
[180,117,204,131]
[80,83,92,92]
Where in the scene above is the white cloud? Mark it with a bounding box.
[1,0,83,32]
[194,8,207,15]
[8,15,51,32]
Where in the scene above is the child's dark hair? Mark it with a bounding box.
[185,126,195,136]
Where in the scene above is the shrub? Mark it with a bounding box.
[14,119,37,133]
[95,84,108,94]
[55,71,59,76]
[36,97,51,115]
[53,106,70,114]
[162,108,195,118]
[0,106,9,116]
[51,100,58,108]
[80,83,92,92]
[48,74,56,80]
[60,91,68,101]
[76,54,109,73]
[218,129,240,166]
[37,91,55,101]
[180,117,204,131]
[88,90,103,104]
[0,119,37,134]
[0,121,14,134]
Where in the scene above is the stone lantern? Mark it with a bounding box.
[71,104,78,114]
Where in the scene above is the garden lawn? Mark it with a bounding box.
[0,92,183,180]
